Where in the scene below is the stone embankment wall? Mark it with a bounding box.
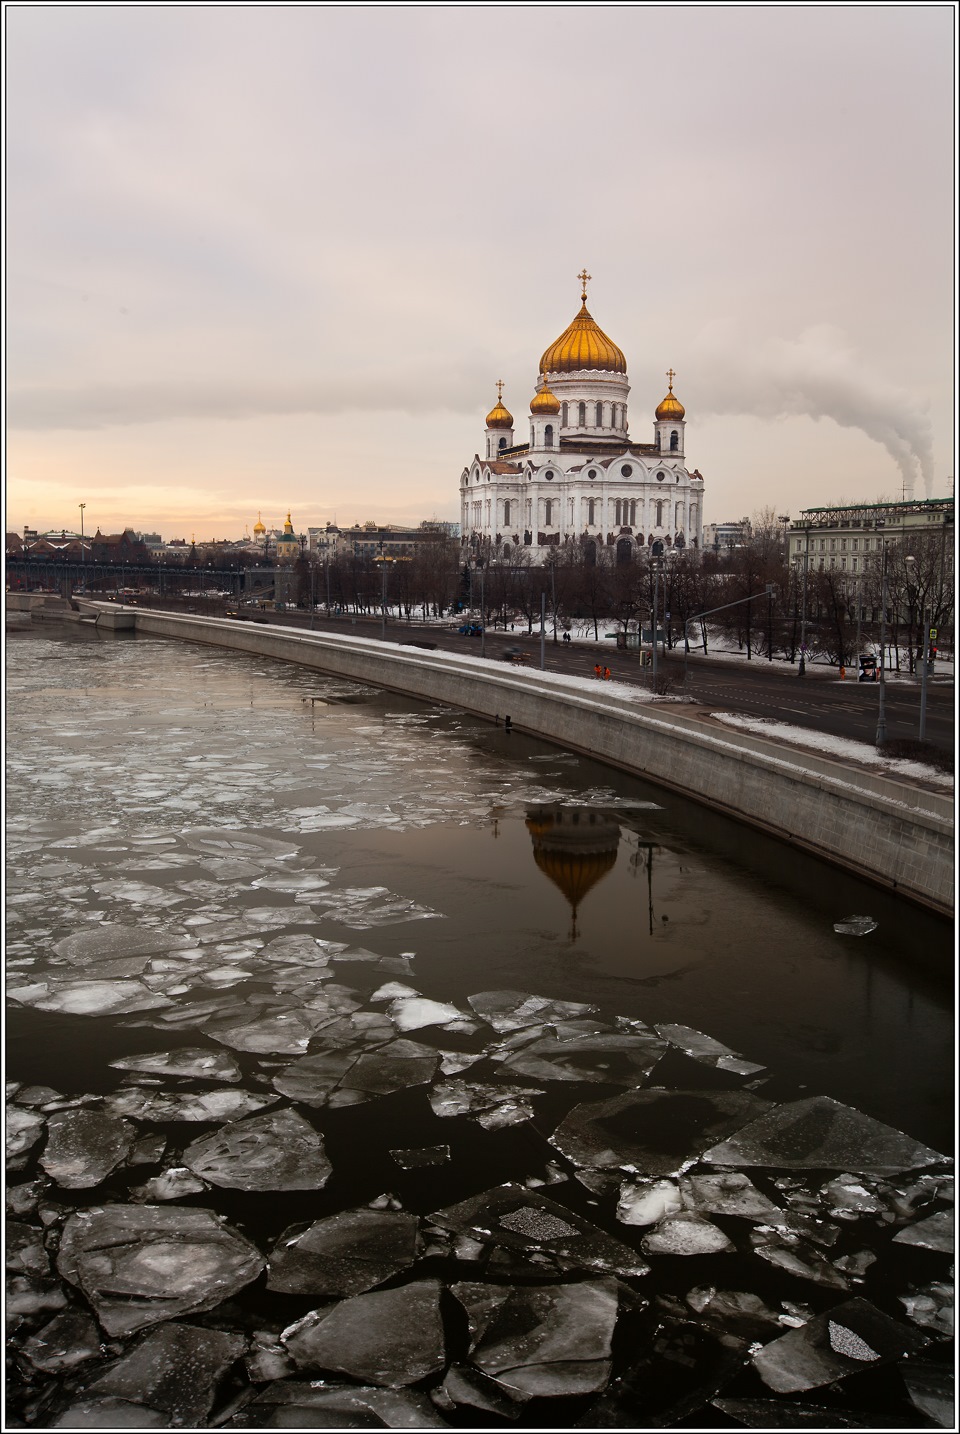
[85,606,955,915]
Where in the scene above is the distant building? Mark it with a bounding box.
[787,498,953,576]
[460,272,704,564]
[703,518,752,551]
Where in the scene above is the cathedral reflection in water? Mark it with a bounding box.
[525,805,662,939]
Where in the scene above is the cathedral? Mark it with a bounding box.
[460,272,704,564]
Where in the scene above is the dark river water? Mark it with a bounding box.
[5,618,954,1429]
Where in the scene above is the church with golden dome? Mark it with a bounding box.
[461,272,704,563]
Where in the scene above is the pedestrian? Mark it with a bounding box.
[563,631,570,642]
[603,666,611,681]
[594,664,602,679]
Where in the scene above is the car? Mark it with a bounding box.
[457,623,484,636]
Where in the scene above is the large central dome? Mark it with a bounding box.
[539,288,627,376]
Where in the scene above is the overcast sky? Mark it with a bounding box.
[6,4,955,540]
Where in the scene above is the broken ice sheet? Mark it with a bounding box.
[57,1204,265,1337]
[16,980,174,1016]
[701,1096,950,1175]
[833,914,878,936]
[712,1398,875,1427]
[282,1279,446,1387]
[225,1382,449,1428]
[550,1088,772,1176]
[6,1106,46,1166]
[684,1287,787,1344]
[108,1046,243,1082]
[642,1212,735,1256]
[131,1167,208,1201]
[499,1030,666,1085]
[617,1178,683,1226]
[901,1359,956,1428]
[430,1183,650,1277]
[182,1108,332,1191]
[655,1023,766,1076]
[267,1207,421,1296]
[429,1079,544,1125]
[750,1226,849,1289]
[680,1171,783,1221]
[80,1322,246,1427]
[892,1208,954,1252]
[467,989,597,1033]
[18,1307,103,1374]
[39,1109,137,1188]
[752,1296,928,1393]
[388,995,468,1031]
[453,1278,619,1400]
[106,1086,279,1123]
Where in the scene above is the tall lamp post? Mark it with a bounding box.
[905,554,930,741]
[798,523,810,676]
[78,503,86,586]
[875,527,889,746]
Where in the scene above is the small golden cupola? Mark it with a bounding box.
[485,379,514,429]
[655,370,685,421]
[540,270,627,375]
[253,511,266,536]
[530,375,561,415]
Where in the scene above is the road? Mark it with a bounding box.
[148,600,955,755]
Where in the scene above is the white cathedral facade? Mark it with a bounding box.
[460,273,704,564]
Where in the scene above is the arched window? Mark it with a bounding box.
[595,402,603,427]
[544,499,553,526]
[544,424,554,447]
[655,431,661,451]
[561,402,568,426]
[629,500,637,525]
[611,403,618,428]
[655,500,663,526]
[578,402,586,426]
[670,430,679,451]
[503,500,511,526]
[498,436,506,450]
[587,497,596,525]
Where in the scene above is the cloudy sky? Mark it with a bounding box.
[7,4,955,540]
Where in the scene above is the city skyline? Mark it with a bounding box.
[7,6,955,539]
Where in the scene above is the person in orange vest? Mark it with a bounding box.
[603,666,611,680]
[594,664,602,679]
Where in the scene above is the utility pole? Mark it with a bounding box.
[876,534,889,746]
[799,524,810,676]
[540,590,546,670]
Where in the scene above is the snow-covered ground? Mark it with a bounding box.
[712,713,953,790]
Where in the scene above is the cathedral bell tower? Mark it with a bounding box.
[528,375,561,453]
[654,370,686,457]
[484,381,514,459]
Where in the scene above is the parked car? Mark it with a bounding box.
[457,623,484,636]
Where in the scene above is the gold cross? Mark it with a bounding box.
[666,368,676,389]
[496,379,504,400]
[578,268,591,300]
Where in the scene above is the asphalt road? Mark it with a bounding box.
[162,602,955,755]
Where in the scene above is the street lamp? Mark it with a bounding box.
[798,522,810,676]
[79,503,86,583]
[875,525,889,746]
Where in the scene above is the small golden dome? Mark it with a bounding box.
[253,511,266,535]
[530,377,561,415]
[540,275,626,375]
[486,398,514,429]
[655,371,685,421]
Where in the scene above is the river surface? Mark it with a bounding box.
[5,618,954,1429]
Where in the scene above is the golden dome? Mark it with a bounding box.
[530,377,561,415]
[540,273,626,375]
[525,804,621,938]
[253,511,266,535]
[486,398,514,429]
[655,371,685,421]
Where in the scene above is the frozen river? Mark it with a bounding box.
[5,620,954,1429]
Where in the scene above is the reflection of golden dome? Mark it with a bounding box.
[525,806,621,937]
[540,280,626,375]
[253,512,266,535]
[655,374,685,421]
[530,378,561,415]
[486,397,514,429]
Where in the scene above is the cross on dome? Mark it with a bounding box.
[496,379,504,399]
[577,269,591,301]
[666,368,676,390]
